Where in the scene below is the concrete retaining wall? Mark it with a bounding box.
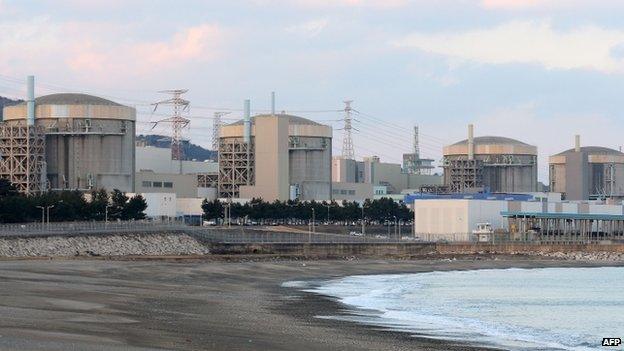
[207,241,624,258]
[208,242,437,257]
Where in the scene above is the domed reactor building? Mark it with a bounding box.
[0,77,135,193]
[218,103,332,201]
[549,135,624,200]
[442,125,538,193]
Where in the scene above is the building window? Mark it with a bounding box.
[348,190,355,195]
[153,181,163,188]
[332,189,339,195]
[340,190,347,195]
[164,182,173,188]
[142,181,151,187]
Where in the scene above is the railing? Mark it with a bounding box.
[0,220,186,237]
[189,228,427,244]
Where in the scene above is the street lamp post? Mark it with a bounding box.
[393,216,398,240]
[105,204,112,225]
[46,205,55,228]
[361,204,366,235]
[35,206,45,226]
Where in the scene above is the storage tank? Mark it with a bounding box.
[443,126,537,193]
[2,93,135,192]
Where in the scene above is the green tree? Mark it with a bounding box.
[201,199,224,221]
[0,178,19,197]
[124,195,147,220]
[109,189,128,220]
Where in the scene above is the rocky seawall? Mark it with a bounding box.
[526,251,624,261]
[0,233,209,258]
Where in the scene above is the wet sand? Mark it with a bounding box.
[0,257,620,350]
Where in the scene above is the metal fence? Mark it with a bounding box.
[189,228,425,244]
[0,220,186,237]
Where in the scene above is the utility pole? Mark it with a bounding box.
[212,112,230,151]
[151,90,190,174]
[342,100,355,160]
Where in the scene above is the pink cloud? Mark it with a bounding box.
[66,24,224,77]
[257,0,408,8]
[481,0,624,10]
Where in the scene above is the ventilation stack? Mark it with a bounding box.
[271,92,276,115]
[27,75,35,126]
[243,99,251,144]
[467,124,474,160]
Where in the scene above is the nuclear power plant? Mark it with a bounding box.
[549,135,624,200]
[442,124,538,193]
[218,98,333,201]
[3,75,624,207]
[0,77,135,193]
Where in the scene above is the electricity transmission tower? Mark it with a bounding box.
[413,125,420,159]
[151,89,190,174]
[342,100,355,159]
[212,111,230,151]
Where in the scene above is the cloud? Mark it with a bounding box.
[393,20,624,73]
[480,0,624,11]
[481,0,553,9]
[285,18,329,38]
[0,18,226,86]
[258,0,407,8]
[66,24,224,77]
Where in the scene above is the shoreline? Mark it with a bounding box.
[278,260,624,351]
[0,257,621,350]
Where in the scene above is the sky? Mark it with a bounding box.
[2,0,624,182]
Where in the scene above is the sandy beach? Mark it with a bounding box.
[0,257,621,351]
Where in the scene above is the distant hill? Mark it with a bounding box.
[136,134,217,161]
[0,96,22,120]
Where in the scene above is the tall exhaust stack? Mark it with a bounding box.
[27,75,35,126]
[467,124,474,160]
[575,134,581,152]
[271,92,276,115]
[243,99,251,144]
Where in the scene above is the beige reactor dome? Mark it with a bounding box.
[442,124,538,193]
[2,93,136,192]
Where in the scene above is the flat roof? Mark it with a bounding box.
[501,211,624,221]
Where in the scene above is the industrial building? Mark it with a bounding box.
[549,135,624,200]
[413,194,624,242]
[1,77,135,193]
[135,144,218,198]
[332,155,442,196]
[402,126,434,175]
[443,124,538,193]
[218,103,332,201]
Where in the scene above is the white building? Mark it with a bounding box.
[414,199,508,241]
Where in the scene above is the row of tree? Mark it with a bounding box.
[0,179,147,223]
[201,197,413,223]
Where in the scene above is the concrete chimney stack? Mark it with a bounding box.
[27,75,35,127]
[243,99,251,144]
[271,92,276,115]
[468,124,474,160]
[575,134,581,152]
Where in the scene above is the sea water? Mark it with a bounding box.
[286,267,624,350]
